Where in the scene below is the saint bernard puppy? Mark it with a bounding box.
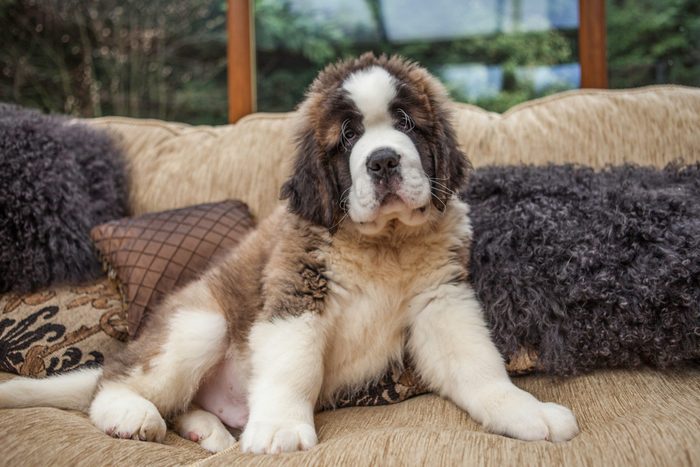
[0,53,578,454]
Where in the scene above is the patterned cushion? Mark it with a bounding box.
[91,200,255,337]
[0,279,127,377]
[331,353,536,408]
[333,365,426,408]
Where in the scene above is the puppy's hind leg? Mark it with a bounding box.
[90,381,167,441]
[174,406,236,453]
[118,307,229,413]
[91,294,230,443]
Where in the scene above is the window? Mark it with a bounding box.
[607,0,699,89]
[255,0,582,113]
[0,0,228,124]
[3,1,697,124]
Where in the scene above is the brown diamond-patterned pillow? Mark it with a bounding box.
[90,200,255,337]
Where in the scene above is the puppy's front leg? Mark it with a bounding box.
[408,283,579,442]
[240,313,325,454]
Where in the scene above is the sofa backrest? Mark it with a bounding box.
[88,85,700,221]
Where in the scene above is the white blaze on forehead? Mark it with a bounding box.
[342,65,432,232]
[342,66,397,126]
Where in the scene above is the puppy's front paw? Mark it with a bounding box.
[475,386,579,442]
[240,420,317,454]
[499,400,578,442]
[538,402,580,442]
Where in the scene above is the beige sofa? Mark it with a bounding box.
[1,86,699,466]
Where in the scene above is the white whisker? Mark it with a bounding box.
[431,180,455,192]
[430,192,446,211]
[330,212,349,231]
[432,186,455,197]
[338,187,352,209]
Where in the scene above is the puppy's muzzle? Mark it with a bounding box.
[366,147,401,182]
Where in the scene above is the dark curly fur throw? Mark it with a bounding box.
[0,104,128,293]
[465,164,700,375]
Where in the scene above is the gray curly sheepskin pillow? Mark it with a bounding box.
[465,163,700,375]
[0,104,128,293]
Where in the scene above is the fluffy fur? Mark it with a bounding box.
[465,163,700,375]
[0,54,578,454]
[0,104,128,293]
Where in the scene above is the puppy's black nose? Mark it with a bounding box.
[366,148,400,179]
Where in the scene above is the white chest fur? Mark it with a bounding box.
[319,202,472,402]
[321,277,409,402]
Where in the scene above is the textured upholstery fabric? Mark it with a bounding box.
[91,200,255,336]
[88,86,700,221]
[475,86,700,167]
[1,368,697,466]
[1,87,699,466]
[197,368,700,467]
[89,114,296,220]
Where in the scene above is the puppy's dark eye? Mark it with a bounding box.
[341,119,358,149]
[396,108,415,132]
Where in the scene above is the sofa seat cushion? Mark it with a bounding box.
[1,367,698,466]
[198,367,700,466]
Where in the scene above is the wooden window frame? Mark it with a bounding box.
[227,0,255,123]
[579,0,608,88]
[227,0,607,123]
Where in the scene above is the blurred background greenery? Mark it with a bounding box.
[0,0,229,124]
[0,0,697,124]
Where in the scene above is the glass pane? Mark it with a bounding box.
[607,0,700,88]
[0,0,228,124]
[255,0,580,112]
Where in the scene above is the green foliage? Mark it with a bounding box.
[0,0,228,123]
[607,0,700,87]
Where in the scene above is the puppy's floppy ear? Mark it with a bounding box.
[411,67,471,212]
[280,128,340,231]
[431,110,471,212]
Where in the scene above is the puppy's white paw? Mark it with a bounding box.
[539,402,580,442]
[175,409,236,453]
[90,385,166,442]
[474,386,579,442]
[240,420,317,454]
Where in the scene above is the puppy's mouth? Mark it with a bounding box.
[377,192,426,214]
[349,190,429,235]
[346,173,432,234]
[379,193,403,208]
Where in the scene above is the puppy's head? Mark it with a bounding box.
[281,53,470,235]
